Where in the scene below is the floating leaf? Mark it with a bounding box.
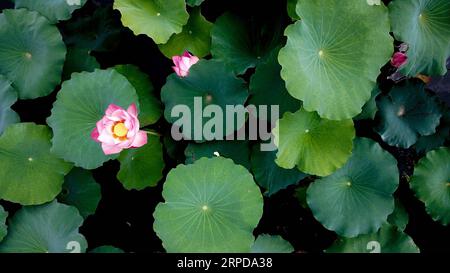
[117,135,165,190]
[62,47,100,81]
[0,205,6,242]
[0,201,87,253]
[0,9,66,99]
[355,87,381,121]
[153,157,263,252]
[14,0,87,23]
[287,0,300,20]
[185,140,250,169]
[279,0,393,120]
[161,60,248,141]
[90,245,125,253]
[414,112,450,154]
[211,13,283,74]
[0,75,19,135]
[410,147,450,225]
[307,138,399,237]
[249,50,301,120]
[0,123,73,205]
[387,199,409,231]
[251,146,307,196]
[159,7,212,58]
[251,234,294,253]
[47,69,139,169]
[376,81,442,148]
[58,168,101,219]
[114,65,162,126]
[273,108,355,176]
[186,0,205,7]
[326,224,419,253]
[389,0,450,76]
[113,0,189,44]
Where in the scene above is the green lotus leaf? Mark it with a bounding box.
[0,205,7,243]
[58,168,101,219]
[273,108,355,176]
[307,138,399,237]
[186,0,205,7]
[211,13,283,74]
[294,184,308,209]
[159,7,212,58]
[326,224,419,253]
[279,0,393,120]
[185,140,250,169]
[251,234,294,253]
[376,81,442,148]
[0,201,87,253]
[287,0,300,20]
[0,123,73,205]
[251,146,307,196]
[389,0,450,76]
[0,9,66,99]
[153,157,263,252]
[117,135,165,190]
[62,47,100,81]
[61,7,123,52]
[355,87,381,121]
[14,0,87,23]
[410,147,450,225]
[0,75,19,135]
[249,50,301,120]
[114,65,162,126]
[47,69,139,169]
[113,0,189,44]
[161,60,248,141]
[414,112,450,154]
[90,245,125,253]
[387,199,409,231]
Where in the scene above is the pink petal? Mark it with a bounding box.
[105,104,122,116]
[172,66,183,77]
[182,51,192,58]
[190,56,199,65]
[91,128,100,142]
[101,143,123,155]
[97,130,116,145]
[127,103,138,117]
[131,131,147,148]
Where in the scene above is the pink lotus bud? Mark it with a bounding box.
[172,51,199,77]
[91,103,147,155]
[391,52,408,68]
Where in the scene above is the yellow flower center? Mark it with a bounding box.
[113,122,128,138]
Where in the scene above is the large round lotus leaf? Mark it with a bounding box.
[90,245,125,253]
[58,168,101,219]
[153,157,263,252]
[414,112,450,154]
[47,69,139,169]
[389,0,450,76]
[287,0,300,20]
[186,0,205,7]
[273,108,355,176]
[376,81,442,148]
[251,146,307,196]
[14,0,87,23]
[251,234,294,253]
[0,201,87,253]
[0,9,66,99]
[249,50,301,120]
[114,65,162,126]
[117,135,165,190]
[326,224,419,253]
[278,0,393,120]
[185,140,250,169]
[387,199,409,231]
[62,47,100,81]
[113,0,189,44]
[159,7,212,58]
[0,123,73,205]
[307,138,399,237]
[0,205,7,242]
[211,13,283,74]
[0,75,19,135]
[355,87,381,121]
[410,147,450,225]
[161,60,248,141]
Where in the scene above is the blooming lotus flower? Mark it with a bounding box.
[391,52,408,68]
[172,51,199,77]
[91,103,147,155]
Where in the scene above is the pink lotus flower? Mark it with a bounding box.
[172,51,199,77]
[391,52,408,68]
[91,103,147,155]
